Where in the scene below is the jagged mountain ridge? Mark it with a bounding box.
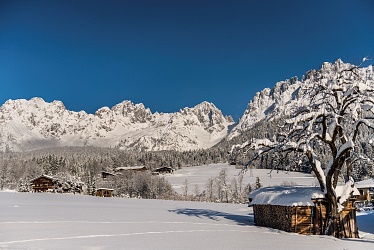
[2,60,373,153]
[228,59,374,140]
[0,98,234,152]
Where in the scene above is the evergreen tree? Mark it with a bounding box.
[255,176,262,189]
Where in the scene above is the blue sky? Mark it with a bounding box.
[1,0,373,121]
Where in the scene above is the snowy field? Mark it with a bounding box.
[165,163,319,194]
[1,192,373,250]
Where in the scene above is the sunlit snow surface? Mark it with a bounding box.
[165,163,319,194]
[1,192,373,250]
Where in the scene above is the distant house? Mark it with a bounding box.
[115,166,148,174]
[95,188,114,197]
[153,166,174,175]
[31,174,57,192]
[248,183,360,238]
[355,178,374,206]
[100,171,116,179]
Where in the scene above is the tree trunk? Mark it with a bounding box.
[325,184,340,237]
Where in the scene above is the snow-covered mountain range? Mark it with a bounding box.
[1,60,373,152]
[228,59,374,139]
[0,99,234,152]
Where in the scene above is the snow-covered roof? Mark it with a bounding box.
[96,188,114,191]
[249,181,360,209]
[355,179,374,189]
[30,174,56,182]
[248,186,324,206]
[335,179,360,212]
[115,166,147,171]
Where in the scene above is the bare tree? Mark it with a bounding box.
[230,177,239,203]
[217,168,229,203]
[193,184,202,201]
[205,177,215,202]
[231,59,374,237]
[182,179,189,198]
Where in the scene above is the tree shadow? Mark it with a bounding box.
[356,212,374,234]
[168,208,254,226]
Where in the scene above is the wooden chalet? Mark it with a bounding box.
[100,171,116,179]
[248,183,360,238]
[95,188,114,197]
[153,166,174,175]
[115,166,148,174]
[355,178,374,206]
[31,174,57,192]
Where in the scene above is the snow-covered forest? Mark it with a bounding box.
[0,146,228,199]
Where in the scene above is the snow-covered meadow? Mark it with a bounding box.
[1,191,373,250]
[165,163,319,194]
[0,163,373,249]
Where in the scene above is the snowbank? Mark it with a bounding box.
[0,189,17,193]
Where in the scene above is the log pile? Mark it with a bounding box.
[253,204,294,232]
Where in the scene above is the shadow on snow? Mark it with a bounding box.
[356,212,374,234]
[168,208,254,226]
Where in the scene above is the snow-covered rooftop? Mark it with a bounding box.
[30,174,56,182]
[249,181,360,209]
[96,188,114,191]
[248,186,324,206]
[115,166,147,171]
[355,179,374,189]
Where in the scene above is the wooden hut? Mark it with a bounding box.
[355,178,374,207]
[153,166,174,175]
[248,183,359,238]
[115,166,148,174]
[95,188,114,197]
[100,171,116,179]
[31,174,57,192]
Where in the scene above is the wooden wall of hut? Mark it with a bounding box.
[291,206,314,234]
[253,204,325,235]
[253,199,358,238]
[312,199,328,235]
[95,189,113,197]
[32,177,55,192]
[338,199,358,238]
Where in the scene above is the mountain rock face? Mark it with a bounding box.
[3,60,372,152]
[228,59,374,139]
[0,99,234,152]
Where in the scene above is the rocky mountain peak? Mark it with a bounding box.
[111,100,152,123]
[0,98,232,152]
[228,60,374,140]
